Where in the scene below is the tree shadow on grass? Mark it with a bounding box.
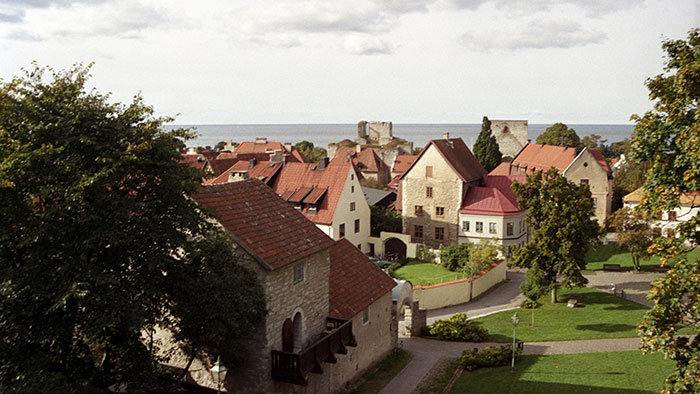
[575,323,638,333]
[569,291,648,311]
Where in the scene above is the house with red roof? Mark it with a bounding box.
[492,143,613,224]
[332,146,391,187]
[623,187,700,238]
[230,137,309,163]
[185,179,396,393]
[459,175,529,256]
[399,133,488,248]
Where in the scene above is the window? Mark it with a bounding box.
[476,222,483,233]
[362,307,369,324]
[415,205,424,216]
[462,220,470,232]
[351,174,354,180]
[506,222,514,236]
[511,166,519,176]
[308,204,318,214]
[414,225,423,238]
[435,206,445,217]
[293,262,305,284]
[489,222,497,234]
[435,227,445,241]
[339,223,345,237]
[350,202,356,211]
[354,219,360,233]
[426,166,433,177]
[580,179,589,184]
[520,167,526,175]
[668,211,677,221]
[426,186,433,198]
[351,185,354,193]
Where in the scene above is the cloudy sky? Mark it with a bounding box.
[0,0,697,124]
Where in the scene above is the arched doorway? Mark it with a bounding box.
[293,312,303,352]
[384,238,407,260]
[282,318,294,352]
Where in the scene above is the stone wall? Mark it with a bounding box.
[401,144,465,249]
[491,120,528,159]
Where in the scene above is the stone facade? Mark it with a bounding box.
[490,120,528,160]
[401,144,476,249]
[561,149,613,225]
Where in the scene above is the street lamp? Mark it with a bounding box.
[511,312,520,374]
[210,356,228,394]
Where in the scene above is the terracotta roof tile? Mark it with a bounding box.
[488,162,511,176]
[181,154,208,171]
[193,179,335,271]
[204,161,283,185]
[329,239,396,319]
[588,148,612,177]
[511,144,579,173]
[392,155,417,175]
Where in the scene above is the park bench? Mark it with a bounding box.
[603,263,622,272]
[653,265,671,273]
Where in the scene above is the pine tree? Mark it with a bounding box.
[473,116,502,172]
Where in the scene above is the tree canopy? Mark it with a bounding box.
[605,207,656,271]
[295,140,327,163]
[632,29,700,394]
[535,123,581,147]
[472,116,502,172]
[0,64,265,392]
[510,168,601,302]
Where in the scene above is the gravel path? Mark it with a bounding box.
[381,269,665,394]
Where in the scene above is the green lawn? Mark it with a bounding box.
[393,259,470,285]
[348,349,412,394]
[585,242,700,272]
[451,351,674,394]
[474,287,648,343]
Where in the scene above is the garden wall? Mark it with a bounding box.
[412,260,506,310]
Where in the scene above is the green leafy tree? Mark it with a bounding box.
[472,116,502,172]
[295,140,327,163]
[0,64,265,392]
[535,122,582,147]
[511,168,601,303]
[370,205,402,236]
[605,207,656,271]
[467,239,501,276]
[440,243,472,272]
[632,29,700,394]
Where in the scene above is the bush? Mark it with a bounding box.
[418,243,436,262]
[428,313,489,342]
[460,345,520,371]
[440,243,472,271]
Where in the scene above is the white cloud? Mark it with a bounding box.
[459,18,606,51]
[446,0,644,17]
[343,34,393,55]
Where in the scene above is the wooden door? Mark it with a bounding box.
[282,318,294,352]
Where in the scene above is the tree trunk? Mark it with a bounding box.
[178,353,196,380]
[551,286,557,304]
[632,255,640,271]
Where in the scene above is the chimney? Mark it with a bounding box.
[255,137,267,144]
[284,142,292,151]
[443,132,450,140]
[270,151,284,162]
[249,158,257,169]
[319,157,329,170]
[228,171,249,183]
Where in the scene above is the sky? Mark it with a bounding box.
[0,0,698,125]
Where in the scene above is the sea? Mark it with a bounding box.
[165,123,635,150]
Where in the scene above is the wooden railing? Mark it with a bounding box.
[271,317,357,386]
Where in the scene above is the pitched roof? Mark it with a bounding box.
[392,155,417,175]
[400,138,487,183]
[233,140,309,163]
[270,161,353,225]
[181,154,209,171]
[209,158,239,176]
[193,179,335,271]
[332,147,387,173]
[460,175,526,215]
[488,162,511,176]
[362,187,395,206]
[623,187,700,206]
[204,161,283,185]
[511,144,579,173]
[587,148,613,177]
[329,239,396,320]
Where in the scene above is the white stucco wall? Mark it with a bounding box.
[458,212,529,251]
[331,168,371,252]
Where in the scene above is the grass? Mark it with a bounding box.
[393,259,470,285]
[450,351,674,394]
[347,349,412,394]
[585,243,700,272]
[415,358,461,394]
[473,287,649,343]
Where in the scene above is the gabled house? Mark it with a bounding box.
[204,159,283,185]
[399,133,488,248]
[220,137,309,163]
[189,179,395,393]
[332,146,391,187]
[491,143,613,224]
[269,159,371,253]
[459,175,529,256]
[389,154,417,192]
[623,188,700,238]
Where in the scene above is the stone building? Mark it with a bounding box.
[490,120,529,160]
[491,143,613,225]
[332,146,391,187]
[399,133,487,249]
[187,179,396,393]
[327,121,413,172]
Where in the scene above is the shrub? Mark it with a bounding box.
[418,243,436,262]
[428,313,489,342]
[460,345,520,371]
[440,243,472,271]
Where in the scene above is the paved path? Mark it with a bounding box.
[381,269,664,394]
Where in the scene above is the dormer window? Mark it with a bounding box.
[294,203,302,211]
[308,204,318,214]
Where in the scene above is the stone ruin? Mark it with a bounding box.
[490,120,529,160]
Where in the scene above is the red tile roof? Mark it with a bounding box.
[204,161,283,185]
[181,154,209,171]
[193,179,335,271]
[329,239,396,320]
[460,175,527,215]
[400,138,487,183]
[270,161,353,225]
[588,148,612,177]
[511,144,579,173]
[624,187,700,206]
[392,155,417,175]
[332,147,388,173]
[210,158,239,176]
[234,140,309,163]
[488,162,511,176]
